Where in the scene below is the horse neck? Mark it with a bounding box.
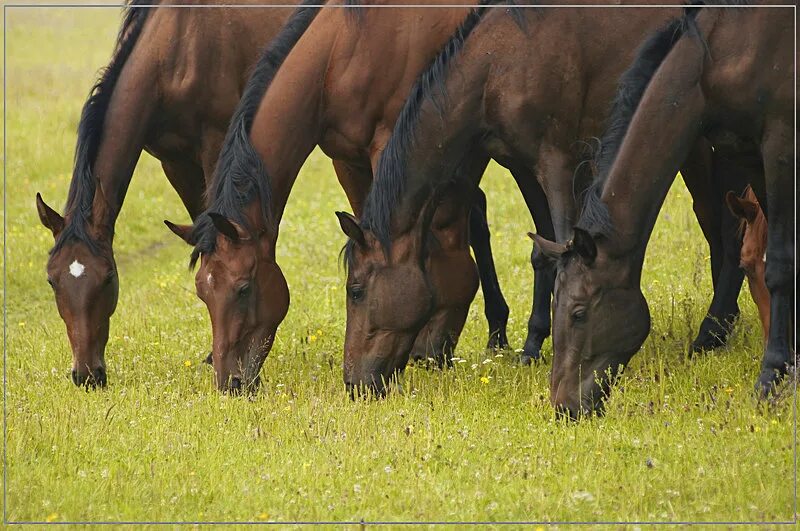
[77,60,159,240]
[599,35,708,272]
[389,58,491,238]
[247,24,333,225]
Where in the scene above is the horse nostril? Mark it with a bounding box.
[93,367,107,387]
[555,405,579,422]
[229,377,242,394]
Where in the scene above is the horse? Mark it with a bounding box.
[336,2,749,395]
[35,0,297,387]
[165,0,517,393]
[726,187,770,340]
[533,1,794,417]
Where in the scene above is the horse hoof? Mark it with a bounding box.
[755,368,787,399]
[486,330,509,351]
[690,317,735,355]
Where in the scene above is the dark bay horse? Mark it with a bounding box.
[727,187,770,340]
[35,0,296,387]
[337,3,747,394]
[166,0,515,392]
[535,2,794,416]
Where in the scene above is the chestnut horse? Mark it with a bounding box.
[337,3,748,394]
[536,1,794,416]
[727,187,770,339]
[165,0,516,393]
[35,0,296,387]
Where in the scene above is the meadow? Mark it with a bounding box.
[2,6,795,525]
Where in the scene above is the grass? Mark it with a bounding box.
[2,6,796,525]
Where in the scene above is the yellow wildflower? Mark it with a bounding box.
[309,335,317,343]
[45,513,58,522]
[257,512,269,521]
[184,360,192,368]
[480,376,490,385]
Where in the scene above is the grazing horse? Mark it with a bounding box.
[535,2,794,416]
[726,187,770,339]
[35,0,296,387]
[337,3,747,394]
[166,0,515,393]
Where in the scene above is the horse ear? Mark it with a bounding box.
[335,211,366,247]
[207,212,248,243]
[569,227,597,264]
[725,191,758,223]
[164,220,194,245]
[528,232,567,264]
[36,193,64,237]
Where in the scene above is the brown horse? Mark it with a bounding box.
[35,0,296,387]
[727,187,770,339]
[166,0,516,393]
[535,2,794,416]
[337,3,748,395]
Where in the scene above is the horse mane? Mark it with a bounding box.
[576,0,750,239]
[189,0,325,268]
[51,0,153,255]
[349,0,522,265]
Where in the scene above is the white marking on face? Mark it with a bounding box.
[69,260,85,278]
[762,252,767,263]
[207,273,214,287]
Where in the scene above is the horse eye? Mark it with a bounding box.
[572,308,587,322]
[237,284,252,298]
[348,285,365,301]
[103,272,116,286]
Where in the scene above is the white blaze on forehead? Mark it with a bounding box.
[207,273,214,287]
[69,260,85,278]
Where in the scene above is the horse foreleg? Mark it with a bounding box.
[333,159,373,218]
[468,188,510,350]
[756,121,796,397]
[161,157,207,220]
[684,144,749,353]
[511,167,556,365]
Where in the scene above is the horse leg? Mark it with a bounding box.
[510,167,556,365]
[685,146,748,353]
[468,188,510,350]
[333,159,373,218]
[756,122,796,396]
[681,139,722,287]
[160,157,207,220]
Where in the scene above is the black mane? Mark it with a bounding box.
[354,0,522,256]
[189,0,325,267]
[52,0,153,254]
[576,0,749,238]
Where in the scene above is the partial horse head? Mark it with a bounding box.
[725,188,769,339]
[36,193,118,388]
[530,230,650,419]
[337,192,478,398]
[166,207,288,393]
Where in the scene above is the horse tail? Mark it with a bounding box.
[56,0,155,253]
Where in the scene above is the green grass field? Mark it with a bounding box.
[2,6,795,525]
